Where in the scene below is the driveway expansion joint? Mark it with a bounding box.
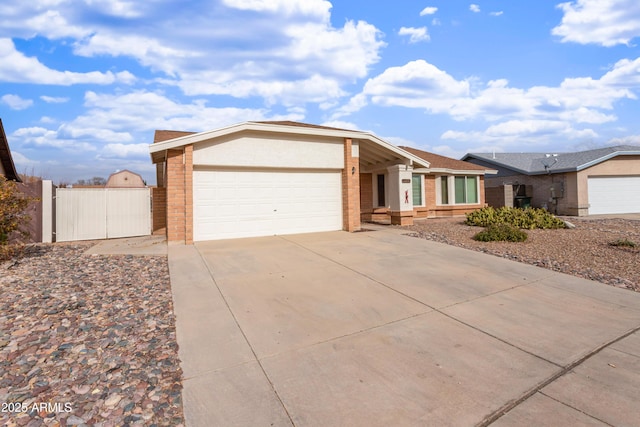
[194,244,297,427]
[478,323,640,426]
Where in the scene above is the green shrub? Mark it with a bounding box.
[473,223,528,242]
[609,239,637,248]
[465,206,565,229]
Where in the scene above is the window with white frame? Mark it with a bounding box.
[438,175,479,205]
[412,174,423,206]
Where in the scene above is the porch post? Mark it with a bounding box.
[387,164,414,226]
[342,138,361,232]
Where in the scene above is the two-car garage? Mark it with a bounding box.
[193,169,343,241]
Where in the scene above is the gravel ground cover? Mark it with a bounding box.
[0,243,184,427]
[404,217,640,292]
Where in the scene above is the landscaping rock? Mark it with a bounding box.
[0,242,184,426]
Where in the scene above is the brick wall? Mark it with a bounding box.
[164,145,195,243]
[152,187,167,235]
[342,138,361,231]
[359,173,372,221]
[166,148,186,242]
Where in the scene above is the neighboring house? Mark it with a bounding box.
[106,169,146,188]
[0,118,21,182]
[462,145,640,216]
[148,121,493,243]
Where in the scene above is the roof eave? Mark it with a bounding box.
[0,119,21,182]
[575,150,640,171]
[148,121,430,169]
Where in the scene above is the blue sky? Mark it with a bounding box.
[1,0,639,185]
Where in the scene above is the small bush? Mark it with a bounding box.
[473,223,528,242]
[0,176,34,247]
[465,206,565,229]
[609,239,637,248]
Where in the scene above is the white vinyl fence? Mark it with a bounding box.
[55,188,151,242]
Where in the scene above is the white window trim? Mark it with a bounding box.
[412,174,425,207]
[373,173,388,208]
[437,175,480,205]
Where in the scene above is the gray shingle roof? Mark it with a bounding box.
[462,145,640,175]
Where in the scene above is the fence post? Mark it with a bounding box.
[42,180,53,243]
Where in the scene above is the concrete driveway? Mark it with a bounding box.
[168,226,640,426]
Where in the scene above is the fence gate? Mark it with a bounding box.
[55,188,151,242]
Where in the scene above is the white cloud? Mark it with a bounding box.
[469,4,481,13]
[432,18,441,26]
[606,135,640,145]
[222,0,332,16]
[442,121,598,144]
[552,0,640,46]
[319,120,360,131]
[2,94,33,110]
[0,1,385,107]
[0,39,133,85]
[102,143,150,158]
[13,126,97,151]
[83,0,143,18]
[490,11,503,17]
[398,27,431,43]
[334,57,640,146]
[41,96,70,103]
[333,60,470,118]
[420,7,438,16]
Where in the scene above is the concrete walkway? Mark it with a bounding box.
[168,226,640,426]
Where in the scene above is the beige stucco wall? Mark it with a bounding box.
[193,131,344,170]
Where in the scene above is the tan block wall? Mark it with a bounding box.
[342,138,361,231]
[486,174,575,215]
[152,187,167,235]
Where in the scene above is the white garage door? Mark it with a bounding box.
[588,176,640,215]
[194,169,343,241]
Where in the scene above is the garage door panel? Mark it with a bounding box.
[588,177,640,215]
[194,169,342,241]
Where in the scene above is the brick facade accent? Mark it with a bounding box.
[166,148,194,243]
[184,145,194,244]
[152,187,167,235]
[342,138,361,232]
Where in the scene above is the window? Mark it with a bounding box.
[454,176,478,204]
[440,176,448,204]
[377,174,385,206]
[412,174,423,206]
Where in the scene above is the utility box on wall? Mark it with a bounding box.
[550,182,564,199]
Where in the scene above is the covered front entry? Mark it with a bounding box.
[588,176,640,215]
[193,169,342,241]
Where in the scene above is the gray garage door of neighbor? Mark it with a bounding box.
[588,176,640,215]
[193,169,343,241]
